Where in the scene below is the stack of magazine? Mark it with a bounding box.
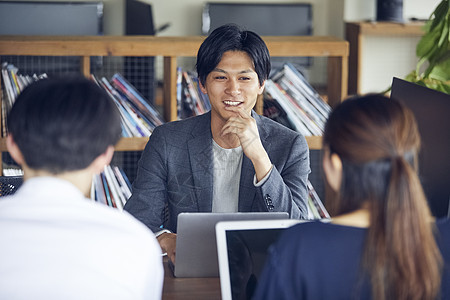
[307,180,330,219]
[92,73,165,137]
[1,64,164,138]
[264,63,331,136]
[176,68,211,119]
[1,62,48,136]
[91,165,132,210]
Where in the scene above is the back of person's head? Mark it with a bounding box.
[323,94,442,300]
[196,23,271,87]
[7,76,121,174]
[323,94,422,214]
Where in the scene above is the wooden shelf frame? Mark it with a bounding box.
[0,35,348,153]
[345,21,425,95]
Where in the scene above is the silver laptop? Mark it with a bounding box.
[172,212,289,278]
[216,219,304,300]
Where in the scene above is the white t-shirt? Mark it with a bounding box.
[0,177,163,300]
[212,139,243,212]
[211,139,274,213]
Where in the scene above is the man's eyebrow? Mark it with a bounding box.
[212,68,226,73]
[212,68,254,74]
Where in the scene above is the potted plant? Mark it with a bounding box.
[405,0,450,94]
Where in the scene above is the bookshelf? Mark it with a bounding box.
[0,35,348,157]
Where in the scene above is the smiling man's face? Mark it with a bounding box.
[200,50,265,125]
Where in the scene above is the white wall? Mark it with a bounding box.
[344,0,440,22]
[344,0,440,94]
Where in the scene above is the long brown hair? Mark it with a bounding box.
[323,94,442,300]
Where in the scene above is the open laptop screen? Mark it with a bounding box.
[226,228,285,299]
[216,219,303,300]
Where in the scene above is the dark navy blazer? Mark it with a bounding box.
[254,219,450,300]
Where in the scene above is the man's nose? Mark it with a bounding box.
[226,79,240,96]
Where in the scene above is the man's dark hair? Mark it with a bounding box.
[7,76,122,174]
[196,23,271,87]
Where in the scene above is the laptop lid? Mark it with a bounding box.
[391,77,450,218]
[216,219,304,300]
[174,212,289,278]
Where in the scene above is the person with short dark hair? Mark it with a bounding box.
[125,24,310,263]
[253,94,450,300]
[0,77,163,299]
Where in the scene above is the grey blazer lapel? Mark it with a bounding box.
[187,112,214,212]
[238,111,270,211]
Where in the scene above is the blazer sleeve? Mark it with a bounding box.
[256,134,310,219]
[124,126,168,233]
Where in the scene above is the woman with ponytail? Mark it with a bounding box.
[253,94,449,300]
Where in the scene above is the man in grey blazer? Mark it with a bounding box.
[124,24,310,263]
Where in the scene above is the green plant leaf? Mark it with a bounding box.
[437,19,449,46]
[405,70,419,82]
[416,57,428,75]
[416,27,441,58]
[408,0,450,94]
[442,84,450,94]
[424,37,450,77]
[428,57,450,81]
[430,0,448,31]
[430,81,450,94]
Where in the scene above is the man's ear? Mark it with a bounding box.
[258,80,266,95]
[90,146,115,174]
[6,134,25,166]
[199,80,207,94]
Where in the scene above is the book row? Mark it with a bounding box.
[264,63,331,136]
[91,165,132,210]
[307,180,330,219]
[2,63,330,138]
[92,73,164,137]
[0,63,165,138]
[0,164,132,209]
[176,68,211,119]
[1,62,48,137]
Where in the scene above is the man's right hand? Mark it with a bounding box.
[157,232,177,264]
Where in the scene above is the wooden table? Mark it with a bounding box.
[162,258,221,300]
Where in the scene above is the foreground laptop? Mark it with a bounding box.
[172,212,289,278]
[216,219,304,300]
